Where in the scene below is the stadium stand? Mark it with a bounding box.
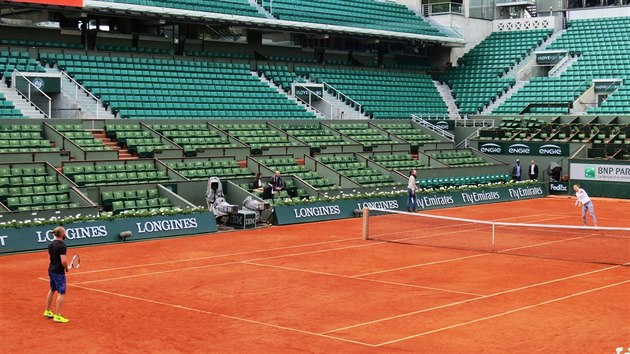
[0,166,76,211]
[369,153,425,171]
[151,123,237,157]
[417,173,511,189]
[0,93,24,119]
[164,159,252,180]
[296,66,448,119]
[261,0,446,37]
[277,123,353,153]
[428,149,492,167]
[494,17,630,114]
[1,50,47,87]
[441,29,553,115]
[46,53,318,120]
[0,124,58,152]
[258,157,337,191]
[218,123,304,155]
[105,124,172,158]
[101,187,173,214]
[316,155,401,187]
[63,161,169,186]
[93,0,265,18]
[54,124,112,151]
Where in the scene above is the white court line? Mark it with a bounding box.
[322,263,626,335]
[498,236,587,253]
[240,260,484,297]
[69,283,378,347]
[71,236,362,275]
[355,214,596,277]
[375,279,630,347]
[353,253,489,278]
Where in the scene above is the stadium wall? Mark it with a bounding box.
[568,7,630,20]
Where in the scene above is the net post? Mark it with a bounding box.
[491,223,496,250]
[362,207,369,240]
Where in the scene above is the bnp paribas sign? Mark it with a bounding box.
[478,141,569,156]
[570,163,630,183]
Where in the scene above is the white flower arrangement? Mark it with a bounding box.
[0,206,209,229]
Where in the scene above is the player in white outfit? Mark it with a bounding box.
[573,184,598,227]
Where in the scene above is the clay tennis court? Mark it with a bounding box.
[1,197,629,353]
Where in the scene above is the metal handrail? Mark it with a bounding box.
[12,69,52,118]
[60,71,102,119]
[455,129,480,149]
[411,114,455,142]
[321,81,363,114]
[292,82,335,118]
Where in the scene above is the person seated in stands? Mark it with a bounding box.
[252,173,264,193]
[213,197,239,226]
[263,171,284,200]
[205,176,224,210]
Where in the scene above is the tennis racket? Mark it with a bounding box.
[68,254,80,270]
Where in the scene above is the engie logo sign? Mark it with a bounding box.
[477,141,568,156]
[480,143,501,154]
[508,144,530,154]
[538,144,562,155]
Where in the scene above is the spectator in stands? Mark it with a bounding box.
[252,173,264,193]
[407,169,418,212]
[511,159,522,181]
[263,171,284,200]
[529,160,539,180]
[573,184,597,227]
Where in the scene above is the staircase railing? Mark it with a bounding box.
[59,71,103,119]
[12,69,51,118]
[455,129,480,149]
[411,114,454,142]
[292,82,335,118]
[321,81,363,115]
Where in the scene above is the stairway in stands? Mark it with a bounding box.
[92,130,136,160]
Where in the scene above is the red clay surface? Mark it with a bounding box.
[1,197,628,353]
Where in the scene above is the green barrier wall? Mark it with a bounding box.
[273,182,547,225]
[0,211,217,254]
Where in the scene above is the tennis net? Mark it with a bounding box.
[362,208,630,266]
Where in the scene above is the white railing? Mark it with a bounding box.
[59,71,102,119]
[12,69,51,118]
[548,54,570,77]
[411,114,455,142]
[321,81,363,115]
[454,119,495,128]
[292,82,335,119]
[455,129,480,149]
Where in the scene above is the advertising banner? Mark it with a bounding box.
[592,79,623,93]
[0,212,217,254]
[570,163,630,183]
[535,50,567,65]
[477,141,569,156]
[549,182,570,195]
[292,84,323,103]
[273,183,547,225]
[425,119,455,131]
[14,74,61,94]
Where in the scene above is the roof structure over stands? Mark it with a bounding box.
[82,0,466,45]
